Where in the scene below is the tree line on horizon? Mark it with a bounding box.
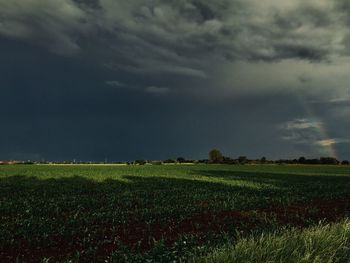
[0,149,349,165]
[131,149,348,165]
[204,149,348,165]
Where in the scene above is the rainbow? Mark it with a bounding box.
[295,93,338,159]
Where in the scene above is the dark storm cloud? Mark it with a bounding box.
[1,0,347,65]
[0,0,92,55]
[103,0,347,63]
[2,0,350,160]
[72,0,100,9]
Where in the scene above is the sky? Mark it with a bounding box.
[1,0,350,161]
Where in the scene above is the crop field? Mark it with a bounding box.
[1,164,350,262]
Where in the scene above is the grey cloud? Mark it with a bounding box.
[272,45,326,61]
[2,0,348,69]
[298,74,312,84]
[311,97,350,106]
[72,0,100,9]
[105,80,125,88]
[280,118,324,144]
[2,0,350,102]
[0,0,92,55]
[105,81,171,95]
[282,118,321,131]
[145,86,170,95]
[316,138,350,147]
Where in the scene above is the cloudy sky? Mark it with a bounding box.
[1,0,350,161]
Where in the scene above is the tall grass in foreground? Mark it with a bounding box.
[191,220,350,263]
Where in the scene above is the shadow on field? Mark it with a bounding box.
[1,169,350,220]
[0,173,276,216]
[0,172,284,207]
[0,173,288,258]
[2,169,350,262]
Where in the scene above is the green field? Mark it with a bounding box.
[1,164,350,262]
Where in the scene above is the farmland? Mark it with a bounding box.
[1,164,350,262]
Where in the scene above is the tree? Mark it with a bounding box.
[223,156,236,164]
[298,157,306,164]
[341,160,349,165]
[238,156,248,164]
[177,157,186,163]
[163,159,175,164]
[320,157,339,165]
[209,149,224,163]
[134,160,147,165]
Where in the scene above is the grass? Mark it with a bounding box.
[0,164,350,262]
[192,220,350,263]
